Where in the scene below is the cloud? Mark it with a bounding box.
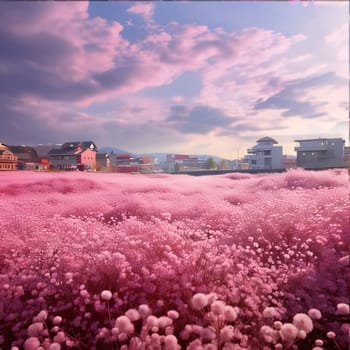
[0,92,186,153]
[0,2,347,154]
[168,105,235,134]
[127,2,154,23]
[0,1,127,103]
[254,72,347,118]
[0,1,308,112]
[325,23,348,61]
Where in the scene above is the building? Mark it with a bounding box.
[163,154,207,172]
[48,141,97,171]
[243,137,283,170]
[96,153,111,171]
[139,156,162,174]
[33,144,62,158]
[344,146,350,168]
[294,138,345,169]
[8,145,39,170]
[112,154,140,173]
[0,143,18,171]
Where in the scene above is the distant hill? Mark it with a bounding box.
[99,147,136,155]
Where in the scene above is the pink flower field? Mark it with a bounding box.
[0,170,349,350]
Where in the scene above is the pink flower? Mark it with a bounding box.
[280,323,298,342]
[192,293,208,310]
[100,290,112,301]
[293,313,313,333]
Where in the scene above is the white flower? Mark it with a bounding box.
[167,310,180,320]
[34,310,48,322]
[24,337,41,350]
[100,290,112,301]
[210,300,225,316]
[260,325,278,343]
[336,303,349,316]
[263,307,279,318]
[49,343,61,350]
[293,313,313,333]
[192,293,208,310]
[53,316,62,325]
[27,322,44,337]
[308,308,322,320]
[326,331,336,339]
[116,316,134,334]
[220,325,234,342]
[138,304,151,317]
[280,323,298,342]
[338,255,349,266]
[224,305,238,322]
[125,309,140,321]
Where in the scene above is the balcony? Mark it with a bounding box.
[295,145,336,152]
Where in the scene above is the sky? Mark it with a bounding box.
[0,1,348,159]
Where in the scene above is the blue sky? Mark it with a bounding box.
[0,1,348,158]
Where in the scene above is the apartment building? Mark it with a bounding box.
[294,138,345,169]
[244,137,283,170]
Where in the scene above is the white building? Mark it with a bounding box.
[294,138,345,169]
[244,137,283,170]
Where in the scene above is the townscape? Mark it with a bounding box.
[0,136,349,174]
[0,1,349,349]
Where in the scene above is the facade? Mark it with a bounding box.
[96,153,111,171]
[112,154,140,173]
[244,137,283,170]
[344,146,350,168]
[164,154,207,172]
[48,141,97,171]
[8,145,39,170]
[0,143,18,171]
[294,138,345,169]
[139,156,162,174]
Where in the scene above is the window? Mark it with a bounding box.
[264,150,271,156]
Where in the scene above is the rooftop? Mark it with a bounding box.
[294,138,345,142]
[256,137,278,144]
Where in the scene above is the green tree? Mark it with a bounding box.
[206,157,217,170]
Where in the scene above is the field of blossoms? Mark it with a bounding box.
[0,169,349,350]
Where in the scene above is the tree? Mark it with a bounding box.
[206,157,217,170]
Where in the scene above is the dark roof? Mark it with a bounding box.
[256,137,278,144]
[48,149,81,156]
[49,141,97,156]
[61,141,97,150]
[8,146,39,161]
[96,153,109,159]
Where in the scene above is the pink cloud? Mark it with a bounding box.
[0,2,309,109]
[0,1,319,143]
[325,23,348,61]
